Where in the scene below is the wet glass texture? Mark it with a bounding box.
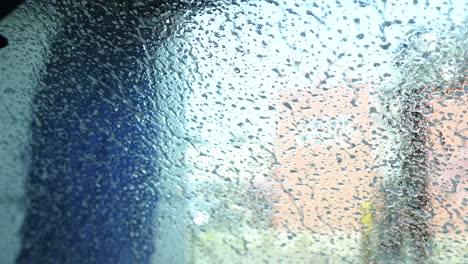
[0,0,466,263]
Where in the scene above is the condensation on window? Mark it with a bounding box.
[0,1,466,264]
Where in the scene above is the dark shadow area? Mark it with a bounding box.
[17,2,160,263]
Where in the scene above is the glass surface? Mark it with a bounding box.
[0,1,465,263]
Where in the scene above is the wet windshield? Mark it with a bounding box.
[0,1,465,263]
